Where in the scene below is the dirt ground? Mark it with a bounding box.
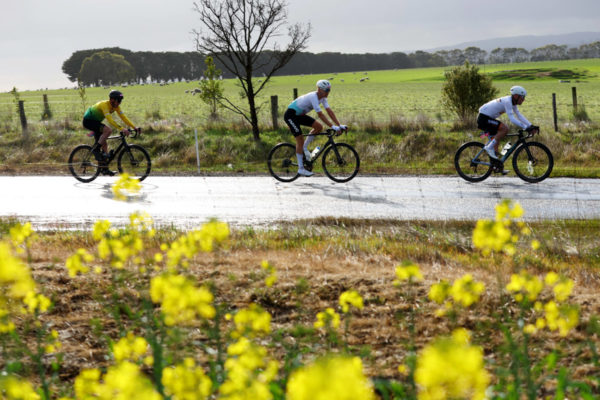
[23,239,600,389]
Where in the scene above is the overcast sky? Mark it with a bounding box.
[2,0,599,92]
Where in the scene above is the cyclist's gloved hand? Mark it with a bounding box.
[331,125,342,135]
[121,128,130,136]
[136,127,142,134]
[339,124,348,132]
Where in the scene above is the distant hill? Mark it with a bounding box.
[429,32,600,52]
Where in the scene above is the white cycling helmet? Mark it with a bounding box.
[510,85,527,97]
[316,79,331,91]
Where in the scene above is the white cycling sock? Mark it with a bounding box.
[303,135,314,151]
[296,153,304,170]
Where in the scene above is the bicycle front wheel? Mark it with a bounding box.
[512,142,553,183]
[117,144,152,181]
[322,143,360,183]
[68,144,100,183]
[267,143,299,182]
[454,142,492,182]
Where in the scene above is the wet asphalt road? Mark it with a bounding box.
[1,176,599,230]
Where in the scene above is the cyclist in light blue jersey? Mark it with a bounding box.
[284,79,346,177]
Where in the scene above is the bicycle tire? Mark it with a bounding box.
[321,143,360,183]
[68,144,100,183]
[117,144,152,182]
[454,142,493,182]
[512,141,553,183]
[267,143,300,182]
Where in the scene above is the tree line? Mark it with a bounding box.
[63,41,600,86]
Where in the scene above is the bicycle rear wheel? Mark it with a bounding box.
[68,144,100,183]
[454,142,492,182]
[117,144,152,181]
[267,143,299,182]
[322,143,360,183]
[512,142,553,183]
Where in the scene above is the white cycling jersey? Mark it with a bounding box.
[288,91,330,115]
[479,95,531,130]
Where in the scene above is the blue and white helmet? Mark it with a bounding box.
[510,85,527,97]
[316,79,331,91]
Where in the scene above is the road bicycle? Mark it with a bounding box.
[267,128,360,183]
[68,129,151,183]
[454,129,553,183]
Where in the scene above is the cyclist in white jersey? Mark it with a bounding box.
[477,86,539,165]
[284,79,346,177]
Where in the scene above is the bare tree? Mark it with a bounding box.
[193,0,311,141]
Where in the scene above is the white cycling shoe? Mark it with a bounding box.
[297,168,314,177]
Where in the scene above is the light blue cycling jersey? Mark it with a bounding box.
[288,91,330,115]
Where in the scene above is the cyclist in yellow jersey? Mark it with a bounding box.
[82,90,140,175]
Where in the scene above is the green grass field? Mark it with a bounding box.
[0,59,599,177]
[2,58,599,129]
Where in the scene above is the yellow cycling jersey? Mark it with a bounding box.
[83,100,135,130]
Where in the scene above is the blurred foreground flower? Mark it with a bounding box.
[111,173,141,201]
[286,355,375,400]
[415,329,490,400]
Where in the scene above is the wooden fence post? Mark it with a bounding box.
[270,95,279,129]
[552,93,558,132]
[18,100,28,139]
[42,94,52,120]
[293,88,298,99]
[572,87,578,111]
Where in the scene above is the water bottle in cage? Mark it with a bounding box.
[311,146,321,158]
[500,142,512,156]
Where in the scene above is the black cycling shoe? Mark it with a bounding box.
[100,168,116,176]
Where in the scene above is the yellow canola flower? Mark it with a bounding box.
[231,303,271,339]
[150,274,215,326]
[428,280,451,305]
[162,358,212,400]
[0,375,40,400]
[112,332,149,363]
[220,337,279,400]
[74,361,161,400]
[543,301,579,337]
[128,212,155,236]
[111,173,142,201]
[314,307,341,330]
[23,291,51,314]
[165,220,229,269]
[92,220,111,241]
[339,289,364,313]
[450,274,485,307]
[544,273,574,302]
[9,222,34,247]
[0,242,36,298]
[415,329,490,400]
[473,199,526,255]
[506,270,544,304]
[286,355,376,400]
[65,248,94,277]
[261,260,277,288]
[394,262,424,285]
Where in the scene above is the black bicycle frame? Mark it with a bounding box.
[91,132,131,164]
[302,131,341,164]
[473,130,532,167]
